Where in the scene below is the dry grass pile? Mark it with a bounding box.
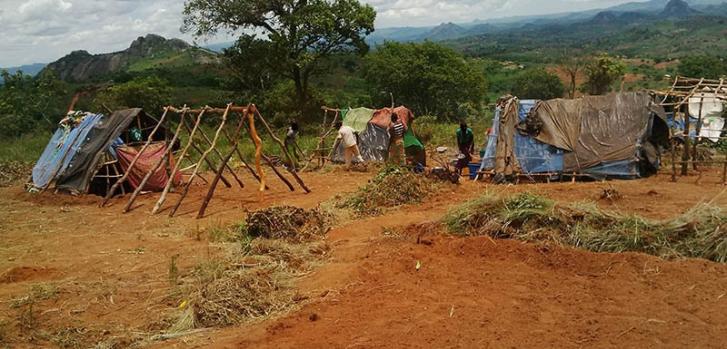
[444,192,727,263]
[246,206,333,241]
[0,161,31,187]
[169,206,332,332]
[340,166,435,216]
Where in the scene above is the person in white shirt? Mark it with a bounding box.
[335,121,364,169]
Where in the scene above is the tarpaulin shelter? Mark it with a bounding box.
[480,92,668,180]
[31,108,168,194]
[331,106,425,163]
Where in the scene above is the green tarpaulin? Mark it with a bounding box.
[343,107,375,133]
[404,127,424,150]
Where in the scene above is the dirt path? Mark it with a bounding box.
[1,169,727,348]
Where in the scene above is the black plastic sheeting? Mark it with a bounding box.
[332,123,391,163]
[56,108,144,193]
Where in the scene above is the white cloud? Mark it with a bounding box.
[0,0,644,67]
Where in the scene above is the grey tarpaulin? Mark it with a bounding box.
[525,92,666,172]
[55,108,146,193]
[332,123,390,162]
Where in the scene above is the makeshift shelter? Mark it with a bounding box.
[31,109,168,195]
[653,76,727,182]
[480,92,668,180]
[328,106,425,164]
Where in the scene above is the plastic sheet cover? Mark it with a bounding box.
[532,92,659,172]
[32,114,104,189]
[480,100,563,174]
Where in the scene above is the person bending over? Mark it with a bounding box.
[335,121,363,170]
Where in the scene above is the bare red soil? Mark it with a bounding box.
[1,168,727,348]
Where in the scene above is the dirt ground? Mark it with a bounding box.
[1,167,727,348]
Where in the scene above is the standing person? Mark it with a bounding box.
[388,113,407,166]
[455,121,475,174]
[284,121,300,162]
[335,121,363,170]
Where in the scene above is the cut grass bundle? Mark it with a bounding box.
[246,206,332,241]
[340,166,435,216]
[444,192,727,263]
[168,206,332,332]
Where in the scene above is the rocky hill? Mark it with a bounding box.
[660,0,702,17]
[43,34,219,82]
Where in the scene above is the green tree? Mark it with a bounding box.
[0,69,69,137]
[678,55,727,78]
[93,76,171,115]
[182,0,376,118]
[510,68,564,100]
[363,41,487,119]
[583,54,626,95]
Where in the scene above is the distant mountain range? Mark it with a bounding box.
[366,0,726,44]
[448,0,727,60]
[0,63,46,83]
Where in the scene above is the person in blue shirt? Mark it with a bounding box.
[455,121,475,174]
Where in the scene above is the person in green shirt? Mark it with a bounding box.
[455,121,475,174]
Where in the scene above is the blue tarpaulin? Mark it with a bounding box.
[32,114,104,189]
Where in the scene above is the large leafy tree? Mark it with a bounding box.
[363,41,486,119]
[510,68,564,100]
[182,0,376,117]
[583,54,626,95]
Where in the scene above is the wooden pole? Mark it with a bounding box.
[681,103,691,176]
[168,104,233,217]
[692,96,704,171]
[221,127,269,190]
[151,109,205,214]
[196,111,250,218]
[101,107,170,206]
[671,139,677,182]
[185,116,245,188]
[248,108,266,193]
[723,161,727,185]
[241,121,295,192]
[122,110,186,213]
[182,122,233,188]
[254,109,311,193]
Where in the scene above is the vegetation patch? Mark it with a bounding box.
[0,161,32,187]
[246,206,333,241]
[444,192,727,263]
[168,206,332,333]
[339,166,436,217]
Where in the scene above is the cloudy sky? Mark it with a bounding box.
[0,0,642,67]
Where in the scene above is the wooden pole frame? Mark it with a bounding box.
[168,104,233,217]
